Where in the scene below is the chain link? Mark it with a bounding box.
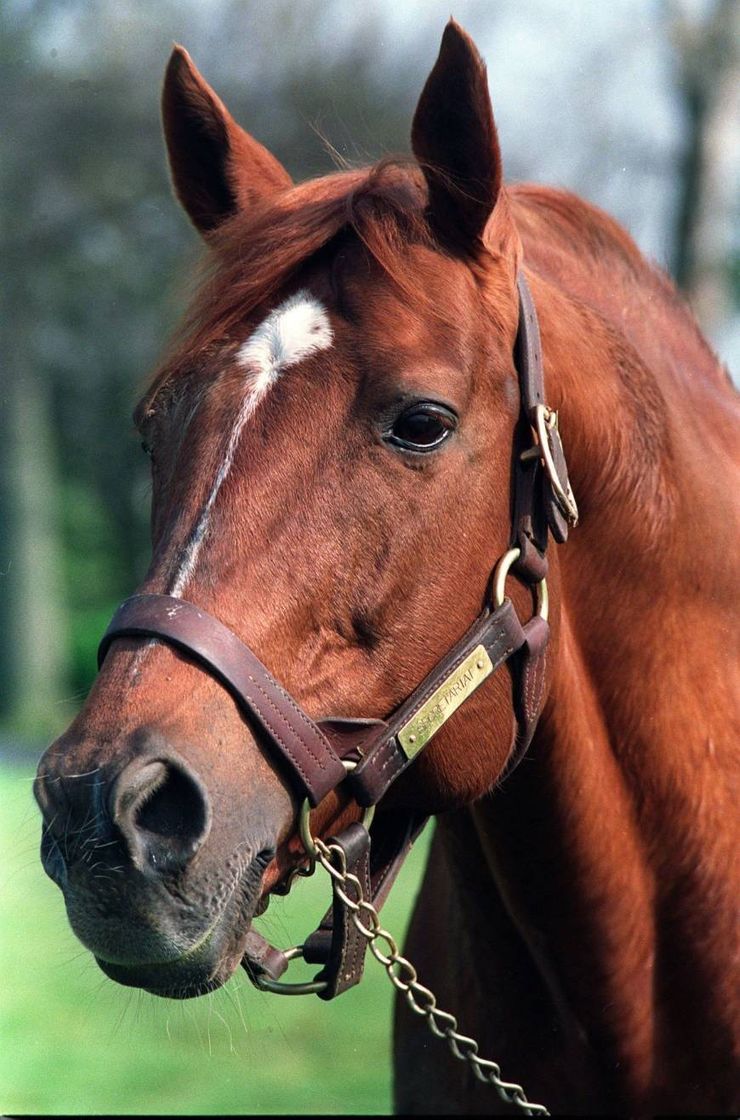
[314,837,550,1117]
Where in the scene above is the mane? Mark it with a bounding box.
[141,160,433,414]
[509,183,727,382]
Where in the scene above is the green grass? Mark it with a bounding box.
[0,759,432,1114]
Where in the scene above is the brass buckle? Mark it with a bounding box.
[522,404,579,527]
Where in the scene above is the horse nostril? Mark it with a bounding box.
[112,756,211,874]
[135,764,209,845]
[113,759,168,823]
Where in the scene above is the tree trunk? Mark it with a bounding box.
[3,364,69,736]
[669,0,740,336]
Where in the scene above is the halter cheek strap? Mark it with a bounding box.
[97,269,577,998]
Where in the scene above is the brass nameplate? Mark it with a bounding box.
[397,645,493,760]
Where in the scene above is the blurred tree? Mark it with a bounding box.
[1,0,736,739]
[0,0,415,737]
[1,5,69,732]
[1,3,175,732]
[668,0,740,335]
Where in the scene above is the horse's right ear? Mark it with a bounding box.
[162,46,293,237]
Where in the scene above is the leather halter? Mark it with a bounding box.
[98,270,576,998]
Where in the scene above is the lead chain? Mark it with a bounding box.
[314,837,549,1117]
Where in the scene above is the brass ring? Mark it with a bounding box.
[299,759,376,861]
[492,547,549,622]
[251,944,328,996]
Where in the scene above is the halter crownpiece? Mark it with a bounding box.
[515,272,578,530]
[98,268,576,1001]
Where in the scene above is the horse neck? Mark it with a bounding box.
[467,267,739,1101]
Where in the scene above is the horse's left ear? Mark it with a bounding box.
[411,21,503,253]
[162,45,293,237]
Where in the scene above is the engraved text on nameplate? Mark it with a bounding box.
[397,645,493,760]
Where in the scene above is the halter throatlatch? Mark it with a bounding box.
[98,269,577,1002]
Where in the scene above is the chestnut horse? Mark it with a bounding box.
[35,21,739,1117]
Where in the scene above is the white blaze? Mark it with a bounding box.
[168,291,333,596]
[236,291,333,391]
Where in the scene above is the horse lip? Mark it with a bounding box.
[96,956,222,999]
[94,914,228,997]
[92,908,221,970]
[88,845,274,996]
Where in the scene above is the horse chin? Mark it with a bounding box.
[71,847,275,1000]
[92,896,252,999]
[95,936,241,999]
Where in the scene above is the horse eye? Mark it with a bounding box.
[388,403,457,452]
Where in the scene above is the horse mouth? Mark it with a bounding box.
[95,924,236,998]
[104,894,276,998]
[83,848,276,999]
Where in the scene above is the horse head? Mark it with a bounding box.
[35,22,558,1001]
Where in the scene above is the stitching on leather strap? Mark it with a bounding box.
[523,649,546,724]
[246,674,331,775]
[259,672,339,766]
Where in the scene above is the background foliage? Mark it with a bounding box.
[1,0,737,739]
[1,765,433,1113]
[1,0,737,1113]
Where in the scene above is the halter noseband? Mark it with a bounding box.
[97,270,577,998]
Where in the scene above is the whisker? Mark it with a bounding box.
[223,980,251,1039]
[36,767,103,784]
[211,1001,237,1055]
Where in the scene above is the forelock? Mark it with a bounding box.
[142,159,433,411]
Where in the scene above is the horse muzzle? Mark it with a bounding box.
[34,727,279,998]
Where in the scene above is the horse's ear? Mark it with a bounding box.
[162,45,293,236]
[411,21,503,253]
